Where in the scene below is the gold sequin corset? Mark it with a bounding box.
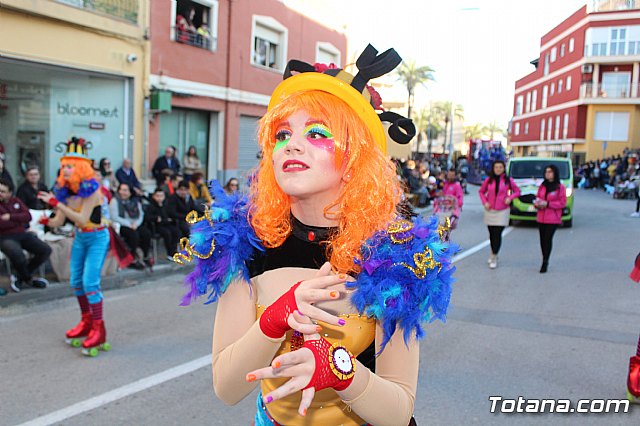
[256,304,375,426]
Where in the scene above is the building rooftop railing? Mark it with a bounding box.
[54,0,138,24]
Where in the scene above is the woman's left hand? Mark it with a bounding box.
[37,191,54,204]
[504,197,511,205]
[247,311,319,417]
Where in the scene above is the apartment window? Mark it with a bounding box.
[525,92,531,113]
[516,95,524,116]
[524,122,529,135]
[531,90,537,111]
[172,0,219,51]
[315,42,341,65]
[547,117,553,141]
[540,118,545,141]
[252,16,288,71]
[563,113,569,139]
[594,111,630,141]
[558,79,563,94]
[550,82,555,96]
[554,116,560,140]
[566,76,572,91]
[592,42,607,56]
[610,28,626,55]
[542,85,548,108]
[514,122,520,136]
[560,43,566,57]
[569,38,575,52]
[550,47,557,62]
[629,41,638,54]
[543,53,550,75]
[602,71,631,97]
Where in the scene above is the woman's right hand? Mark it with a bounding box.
[483,202,491,210]
[259,262,347,339]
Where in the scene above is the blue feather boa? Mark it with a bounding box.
[349,215,458,351]
[178,183,458,348]
[53,179,100,202]
[177,180,264,306]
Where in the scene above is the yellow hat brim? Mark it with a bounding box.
[268,73,387,153]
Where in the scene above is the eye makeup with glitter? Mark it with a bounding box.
[304,123,335,153]
[273,128,292,153]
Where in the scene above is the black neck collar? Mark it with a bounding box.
[291,216,337,244]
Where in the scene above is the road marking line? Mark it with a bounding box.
[16,355,211,426]
[16,229,507,426]
[452,227,513,263]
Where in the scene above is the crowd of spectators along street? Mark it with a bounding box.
[574,148,640,216]
[393,157,469,208]
[0,143,239,296]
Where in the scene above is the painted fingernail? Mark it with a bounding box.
[339,273,347,279]
[330,291,339,298]
[274,361,281,368]
[246,374,256,382]
[316,325,322,332]
[302,407,307,416]
[338,319,346,326]
[265,396,273,404]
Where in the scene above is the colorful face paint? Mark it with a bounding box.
[273,128,292,153]
[304,123,335,153]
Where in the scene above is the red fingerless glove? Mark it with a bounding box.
[259,281,301,339]
[39,216,49,226]
[48,198,59,208]
[302,337,356,392]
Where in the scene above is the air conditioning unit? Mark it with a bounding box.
[581,64,593,73]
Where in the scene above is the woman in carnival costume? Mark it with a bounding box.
[38,138,111,356]
[175,45,457,425]
[627,253,640,402]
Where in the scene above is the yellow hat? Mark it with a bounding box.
[56,137,93,163]
[267,44,415,152]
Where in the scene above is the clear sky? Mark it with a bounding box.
[286,0,588,128]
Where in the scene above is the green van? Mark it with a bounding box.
[508,157,574,227]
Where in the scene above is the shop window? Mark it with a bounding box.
[173,0,218,51]
[594,111,630,141]
[251,16,288,71]
[316,42,341,66]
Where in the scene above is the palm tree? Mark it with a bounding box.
[465,123,485,140]
[483,121,506,140]
[434,101,464,154]
[412,106,443,158]
[395,61,435,119]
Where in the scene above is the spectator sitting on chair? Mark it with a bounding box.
[115,158,144,197]
[109,183,152,269]
[16,166,48,210]
[167,181,197,239]
[161,171,177,197]
[223,177,239,195]
[145,188,179,260]
[188,171,212,209]
[152,147,181,186]
[0,178,51,292]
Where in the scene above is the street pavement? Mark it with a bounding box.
[1,186,639,425]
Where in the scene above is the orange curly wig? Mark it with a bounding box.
[249,90,402,274]
[56,157,95,193]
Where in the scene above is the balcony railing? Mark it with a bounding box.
[174,28,216,50]
[55,0,138,23]
[580,82,639,98]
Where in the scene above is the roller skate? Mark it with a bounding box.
[65,313,93,347]
[627,355,640,404]
[81,319,111,357]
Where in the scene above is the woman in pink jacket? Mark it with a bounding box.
[479,160,521,269]
[534,164,566,273]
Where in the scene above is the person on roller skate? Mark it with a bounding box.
[38,138,111,356]
[627,252,640,402]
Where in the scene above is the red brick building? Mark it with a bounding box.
[149,0,346,183]
[510,1,640,163]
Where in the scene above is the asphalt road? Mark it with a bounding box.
[1,186,639,425]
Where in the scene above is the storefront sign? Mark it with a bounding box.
[56,102,118,118]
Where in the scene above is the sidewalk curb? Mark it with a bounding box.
[0,263,192,309]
